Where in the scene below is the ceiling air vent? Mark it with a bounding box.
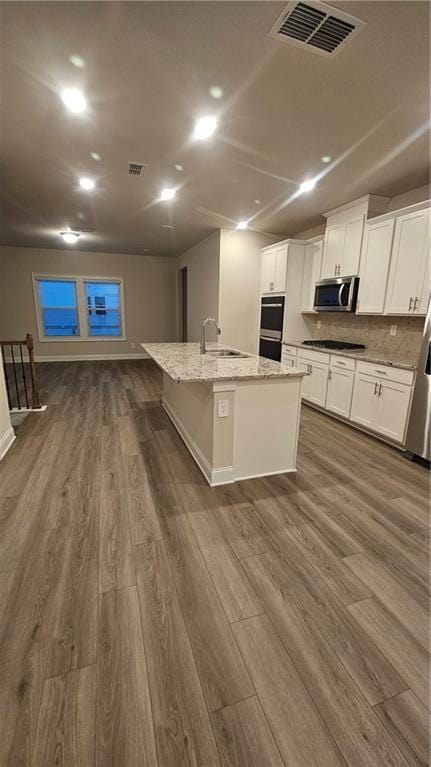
[269,1,366,57]
[128,161,145,176]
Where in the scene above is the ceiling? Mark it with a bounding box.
[0,1,430,256]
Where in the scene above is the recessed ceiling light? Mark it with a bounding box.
[61,88,87,114]
[162,224,173,229]
[254,199,261,205]
[236,220,249,230]
[174,164,183,172]
[193,116,217,140]
[299,178,317,194]
[160,187,176,201]
[91,152,101,161]
[79,177,95,191]
[60,230,80,244]
[209,86,224,99]
[69,54,86,69]
[321,155,331,163]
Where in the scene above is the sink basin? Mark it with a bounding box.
[205,349,249,358]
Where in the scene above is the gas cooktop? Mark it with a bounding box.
[302,340,366,350]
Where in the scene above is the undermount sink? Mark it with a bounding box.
[205,349,249,358]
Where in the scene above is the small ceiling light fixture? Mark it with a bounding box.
[69,54,86,69]
[321,155,331,163]
[193,116,217,140]
[236,220,249,230]
[174,164,183,172]
[79,177,95,191]
[61,88,87,114]
[90,152,101,161]
[209,86,224,99]
[299,178,317,194]
[254,199,261,205]
[160,187,176,201]
[60,230,80,244]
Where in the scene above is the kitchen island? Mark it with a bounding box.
[141,342,308,486]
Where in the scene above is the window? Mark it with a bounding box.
[33,274,126,341]
[37,279,79,336]
[85,281,122,336]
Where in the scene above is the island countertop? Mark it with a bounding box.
[141,342,308,383]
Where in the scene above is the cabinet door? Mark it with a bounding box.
[326,368,354,418]
[321,225,344,278]
[301,240,323,311]
[341,215,365,276]
[308,361,329,406]
[274,247,288,292]
[350,373,378,429]
[297,356,312,399]
[385,209,429,315]
[374,381,412,443]
[261,250,276,293]
[357,218,395,314]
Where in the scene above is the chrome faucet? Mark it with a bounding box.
[200,317,221,354]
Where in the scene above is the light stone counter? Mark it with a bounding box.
[141,342,307,486]
[142,342,308,383]
[283,341,418,371]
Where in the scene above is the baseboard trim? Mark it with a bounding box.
[162,398,235,486]
[34,353,150,362]
[234,467,297,482]
[0,426,16,461]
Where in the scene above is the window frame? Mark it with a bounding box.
[32,273,126,342]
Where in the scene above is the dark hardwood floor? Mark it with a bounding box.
[0,359,429,766]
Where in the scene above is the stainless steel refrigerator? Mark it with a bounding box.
[405,297,431,461]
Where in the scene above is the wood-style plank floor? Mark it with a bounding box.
[0,359,429,766]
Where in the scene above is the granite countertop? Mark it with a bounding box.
[283,341,418,371]
[141,342,309,383]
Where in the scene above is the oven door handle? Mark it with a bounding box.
[260,336,280,343]
[261,303,283,308]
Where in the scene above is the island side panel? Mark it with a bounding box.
[233,377,302,481]
[162,374,215,482]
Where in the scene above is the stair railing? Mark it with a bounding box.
[0,333,41,410]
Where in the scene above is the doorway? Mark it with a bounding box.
[178,267,188,342]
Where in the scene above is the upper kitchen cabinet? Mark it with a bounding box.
[301,237,324,312]
[261,244,288,293]
[321,195,390,279]
[357,218,395,314]
[384,206,430,316]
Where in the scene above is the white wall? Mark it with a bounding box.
[177,231,220,343]
[0,246,177,358]
[0,365,14,459]
[218,229,274,354]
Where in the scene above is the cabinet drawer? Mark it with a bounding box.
[297,348,330,365]
[283,345,298,357]
[356,360,414,386]
[330,355,355,371]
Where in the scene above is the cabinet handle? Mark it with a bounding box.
[269,281,274,291]
[374,369,387,375]
[328,369,332,380]
[408,296,413,311]
[374,382,379,395]
[336,360,346,366]
[378,383,383,397]
[413,296,419,311]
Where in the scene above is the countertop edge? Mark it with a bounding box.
[283,341,418,371]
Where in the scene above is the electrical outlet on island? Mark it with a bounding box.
[389,325,397,337]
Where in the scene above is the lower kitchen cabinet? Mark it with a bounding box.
[298,355,328,407]
[350,372,412,443]
[326,367,354,418]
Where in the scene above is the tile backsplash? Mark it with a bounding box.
[303,314,424,357]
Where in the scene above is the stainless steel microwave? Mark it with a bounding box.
[314,276,359,312]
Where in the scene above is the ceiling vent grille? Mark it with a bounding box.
[128,162,145,176]
[269,1,365,57]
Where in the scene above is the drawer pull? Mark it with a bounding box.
[375,369,387,374]
[335,360,346,365]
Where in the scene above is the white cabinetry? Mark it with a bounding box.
[357,218,395,314]
[321,195,389,279]
[261,245,288,293]
[384,207,430,316]
[350,362,414,443]
[297,351,329,407]
[326,357,354,418]
[301,238,323,311]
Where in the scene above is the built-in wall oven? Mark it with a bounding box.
[259,296,285,361]
[314,276,359,312]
